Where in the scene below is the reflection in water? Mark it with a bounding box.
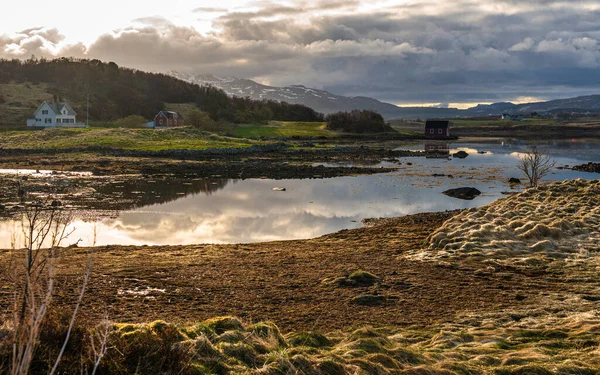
[95,178,235,210]
[424,142,450,158]
[1,140,600,248]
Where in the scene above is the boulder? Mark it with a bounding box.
[508,177,521,184]
[442,187,481,200]
[453,150,469,159]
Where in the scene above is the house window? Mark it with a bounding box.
[45,118,52,124]
[57,119,62,124]
[159,119,163,125]
[429,129,434,134]
[42,110,48,115]
[438,129,443,134]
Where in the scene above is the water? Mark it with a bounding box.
[1,139,599,247]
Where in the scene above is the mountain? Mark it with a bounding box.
[169,71,460,119]
[468,96,600,115]
[170,71,600,119]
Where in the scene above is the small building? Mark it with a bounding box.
[424,120,452,138]
[153,111,184,127]
[27,101,85,127]
[501,113,511,120]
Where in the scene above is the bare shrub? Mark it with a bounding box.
[2,201,96,375]
[517,147,556,187]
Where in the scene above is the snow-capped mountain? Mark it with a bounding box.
[169,71,600,119]
[168,71,460,119]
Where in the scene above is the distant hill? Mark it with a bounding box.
[468,95,600,115]
[170,71,600,119]
[169,72,460,119]
[0,58,323,126]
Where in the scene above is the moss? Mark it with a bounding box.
[216,330,246,344]
[218,342,260,367]
[348,327,388,341]
[400,366,457,375]
[250,321,287,348]
[494,365,553,375]
[202,316,244,335]
[350,358,391,375]
[348,270,380,286]
[288,332,332,348]
[340,338,390,354]
[317,359,348,375]
[289,354,317,374]
[390,347,427,365]
[364,353,403,369]
[555,365,598,375]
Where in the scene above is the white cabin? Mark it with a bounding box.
[27,101,86,127]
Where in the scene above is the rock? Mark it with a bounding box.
[0,204,5,210]
[453,150,469,158]
[442,187,481,200]
[350,295,386,306]
[272,187,286,191]
[50,200,62,207]
[572,162,600,173]
[508,177,521,184]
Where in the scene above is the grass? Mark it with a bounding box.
[0,127,267,151]
[0,82,56,126]
[3,313,599,374]
[232,121,337,138]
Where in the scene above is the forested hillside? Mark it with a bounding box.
[0,58,324,125]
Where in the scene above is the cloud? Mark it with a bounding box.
[1,0,600,105]
[193,7,228,13]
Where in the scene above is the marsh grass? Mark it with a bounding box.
[2,311,600,374]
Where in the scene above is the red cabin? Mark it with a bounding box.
[424,120,452,138]
[154,111,184,127]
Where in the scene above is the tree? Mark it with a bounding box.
[517,147,556,187]
[325,110,391,133]
[3,198,98,375]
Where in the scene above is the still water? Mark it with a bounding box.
[1,139,599,247]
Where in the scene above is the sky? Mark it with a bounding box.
[1,0,600,108]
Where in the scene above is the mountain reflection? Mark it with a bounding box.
[96,178,235,210]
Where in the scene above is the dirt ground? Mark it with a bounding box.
[1,210,583,333]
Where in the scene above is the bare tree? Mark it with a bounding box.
[5,201,94,375]
[516,147,556,187]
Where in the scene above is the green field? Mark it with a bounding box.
[232,121,336,138]
[0,127,264,151]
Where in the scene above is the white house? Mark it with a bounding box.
[26,101,86,127]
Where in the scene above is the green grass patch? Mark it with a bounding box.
[232,121,336,138]
[0,127,266,151]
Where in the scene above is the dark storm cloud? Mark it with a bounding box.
[2,0,600,104]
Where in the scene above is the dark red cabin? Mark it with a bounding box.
[154,111,184,127]
[424,120,452,138]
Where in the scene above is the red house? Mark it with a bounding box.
[154,111,184,127]
[424,120,452,138]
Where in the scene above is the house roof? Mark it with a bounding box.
[425,120,452,129]
[156,111,184,119]
[35,101,77,116]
